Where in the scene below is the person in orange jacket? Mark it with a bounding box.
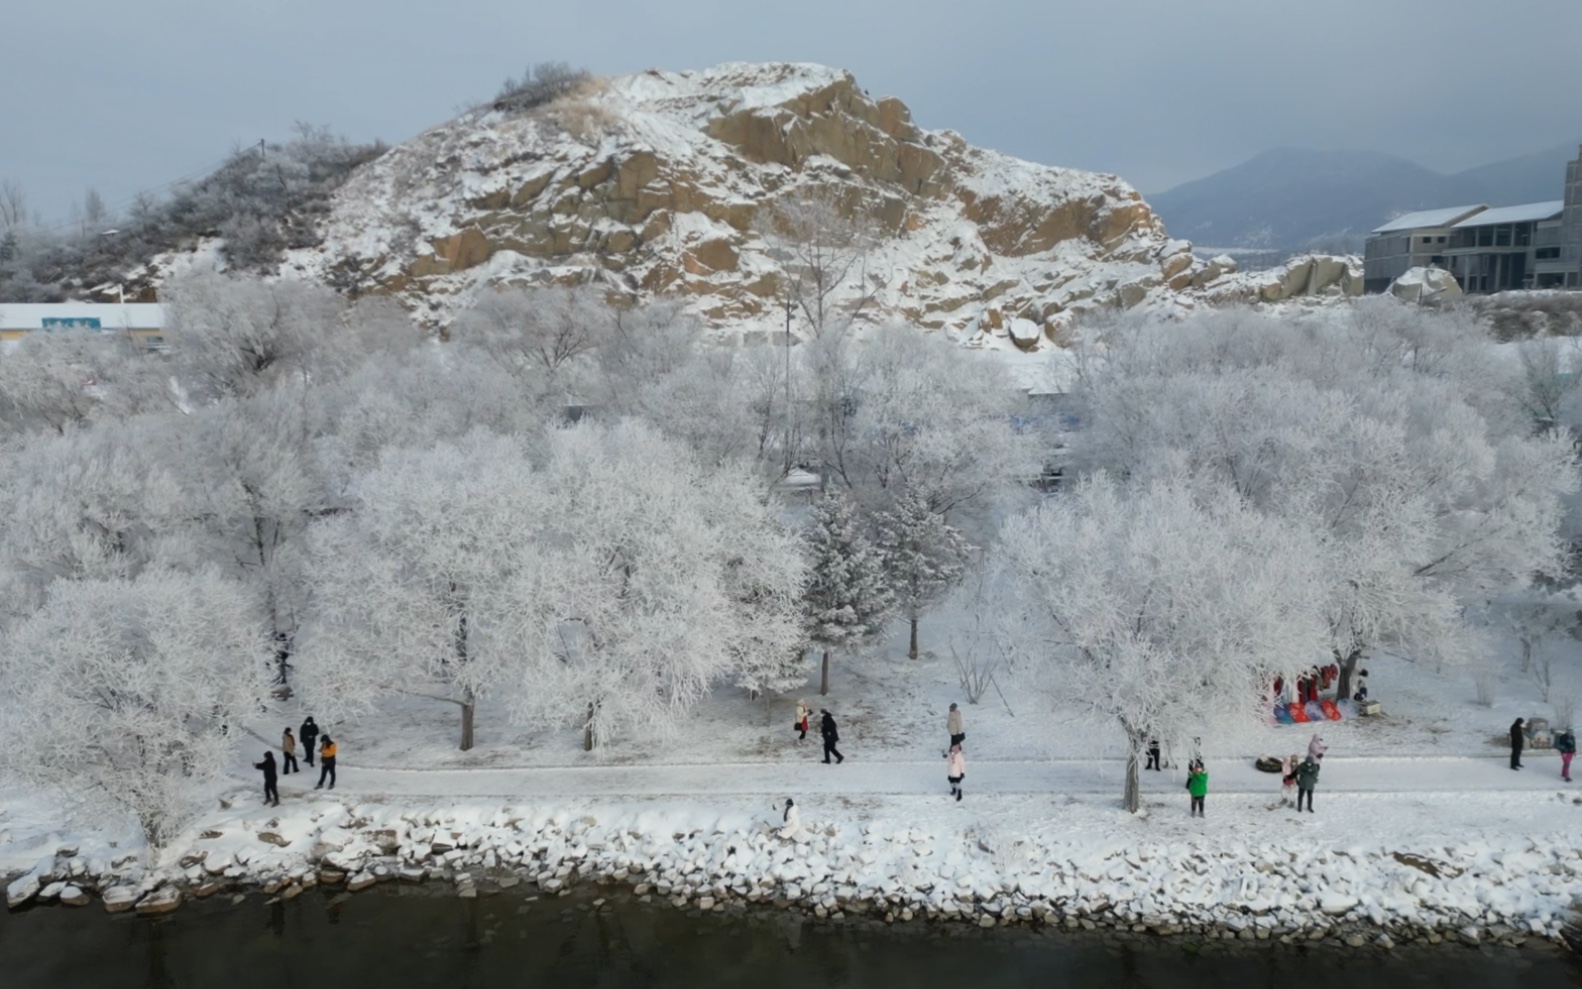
[314,735,338,790]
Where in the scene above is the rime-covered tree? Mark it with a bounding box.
[165,389,330,687]
[1077,306,1578,698]
[992,475,1325,811]
[802,491,894,695]
[162,272,347,400]
[0,570,273,848]
[875,489,970,659]
[298,422,804,750]
[0,329,164,436]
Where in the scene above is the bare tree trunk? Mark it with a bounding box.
[909,619,920,660]
[820,651,831,696]
[460,687,475,752]
[584,702,596,752]
[1124,748,1141,813]
[1334,648,1363,702]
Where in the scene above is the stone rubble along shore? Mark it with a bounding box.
[4,806,1579,951]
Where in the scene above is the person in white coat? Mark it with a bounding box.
[778,798,805,840]
[945,744,966,802]
[1307,733,1328,761]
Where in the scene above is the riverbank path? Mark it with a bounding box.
[307,754,1571,800]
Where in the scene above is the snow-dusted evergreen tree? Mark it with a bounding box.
[0,569,272,849]
[803,491,894,695]
[875,488,971,659]
[992,475,1325,812]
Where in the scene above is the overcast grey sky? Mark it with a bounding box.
[4,0,1581,225]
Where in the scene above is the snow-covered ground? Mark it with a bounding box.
[5,614,1580,946]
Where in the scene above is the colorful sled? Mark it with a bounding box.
[1289,703,1311,723]
[1320,699,1343,721]
[1274,704,1295,724]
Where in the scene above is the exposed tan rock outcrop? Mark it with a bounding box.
[288,62,1295,345]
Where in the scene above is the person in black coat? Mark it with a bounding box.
[1511,718,1525,770]
[819,709,844,765]
[300,717,320,767]
[255,751,279,807]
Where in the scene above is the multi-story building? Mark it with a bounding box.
[1442,201,1565,294]
[1363,144,1582,294]
[1554,145,1582,289]
[1363,205,1486,293]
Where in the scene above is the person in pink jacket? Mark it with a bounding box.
[945,743,966,802]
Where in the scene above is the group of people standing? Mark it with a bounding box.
[254,716,338,807]
[1279,734,1325,813]
[1510,718,1576,781]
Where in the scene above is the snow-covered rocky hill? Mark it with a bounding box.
[280,62,1356,348]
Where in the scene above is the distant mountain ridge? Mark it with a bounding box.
[1148,143,1579,252]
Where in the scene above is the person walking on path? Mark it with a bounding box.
[947,704,965,749]
[1295,755,1320,812]
[314,735,338,790]
[255,751,279,807]
[1511,718,1526,770]
[794,701,811,742]
[300,717,320,768]
[1145,738,1162,772]
[945,743,966,802]
[1187,760,1208,817]
[281,728,298,775]
[1307,733,1327,761]
[1558,727,1576,782]
[819,710,844,765]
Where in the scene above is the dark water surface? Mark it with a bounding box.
[2,886,1578,988]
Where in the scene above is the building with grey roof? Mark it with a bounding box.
[1363,204,1486,293]
[1362,145,1582,294]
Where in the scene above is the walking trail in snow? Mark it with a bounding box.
[310,754,1567,800]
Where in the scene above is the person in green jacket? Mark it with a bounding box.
[1295,755,1320,813]
[1187,759,1208,817]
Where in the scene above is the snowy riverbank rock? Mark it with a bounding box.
[6,872,40,909]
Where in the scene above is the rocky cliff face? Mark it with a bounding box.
[285,63,1334,349]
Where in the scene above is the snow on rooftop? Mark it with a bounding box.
[1451,200,1565,227]
[0,302,165,330]
[1371,205,1486,234]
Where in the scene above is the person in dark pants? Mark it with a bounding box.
[819,710,844,765]
[281,728,299,775]
[1295,755,1320,813]
[1510,718,1525,770]
[1145,738,1162,771]
[947,703,965,748]
[255,751,279,807]
[300,717,319,767]
[314,735,337,790]
[1187,759,1207,817]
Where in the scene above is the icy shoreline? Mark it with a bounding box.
[7,796,1581,951]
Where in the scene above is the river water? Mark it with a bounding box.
[1,886,1576,988]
